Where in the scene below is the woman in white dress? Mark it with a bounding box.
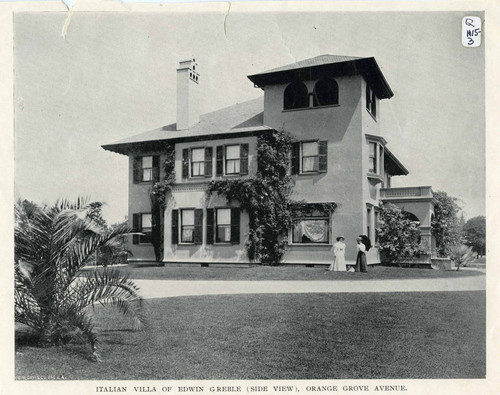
[329,236,347,271]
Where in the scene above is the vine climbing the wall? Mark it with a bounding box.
[208,130,336,265]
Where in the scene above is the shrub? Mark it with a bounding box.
[377,204,424,264]
[448,244,475,271]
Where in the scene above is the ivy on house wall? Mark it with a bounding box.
[208,130,336,265]
[149,143,176,262]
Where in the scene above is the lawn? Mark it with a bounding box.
[16,291,485,380]
[80,264,484,281]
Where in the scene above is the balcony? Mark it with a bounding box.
[380,186,433,201]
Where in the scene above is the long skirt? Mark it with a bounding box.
[355,251,367,272]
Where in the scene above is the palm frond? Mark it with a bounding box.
[67,269,147,330]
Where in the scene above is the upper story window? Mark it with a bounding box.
[301,142,319,172]
[313,78,339,107]
[369,142,378,173]
[191,148,205,176]
[291,141,328,175]
[283,81,309,110]
[366,138,384,183]
[142,156,153,181]
[216,144,249,177]
[225,145,241,174]
[366,84,377,119]
[182,147,213,179]
[133,155,159,184]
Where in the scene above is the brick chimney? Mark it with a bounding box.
[176,58,200,130]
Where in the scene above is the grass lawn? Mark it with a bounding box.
[16,291,485,380]
[80,264,484,281]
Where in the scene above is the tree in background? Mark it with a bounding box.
[376,203,423,264]
[431,191,463,256]
[463,216,486,256]
[15,198,145,360]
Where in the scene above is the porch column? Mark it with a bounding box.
[419,226,432,255]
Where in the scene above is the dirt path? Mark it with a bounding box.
[135,275,486,299]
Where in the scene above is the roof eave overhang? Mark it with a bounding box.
[248,57,394,99]
[101,128,273,156]
[384,147,409,176]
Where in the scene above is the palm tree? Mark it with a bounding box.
[14,198,146,360]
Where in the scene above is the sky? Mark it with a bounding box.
[13,10,485,224]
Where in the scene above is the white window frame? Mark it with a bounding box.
[225,145,241,175]
[180,208,196,244]
[141,156,153,182]
[215,208,232,243]
[291,214,331,245]
[190,147,206,177]
[300,140,319,174]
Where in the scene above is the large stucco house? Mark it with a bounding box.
[102,55,435,266]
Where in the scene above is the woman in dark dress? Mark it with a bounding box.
[355,237,368,272]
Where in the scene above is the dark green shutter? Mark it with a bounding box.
[194,209,203,244]
[230,208,240,244]
[171,209,179,245]
[152,155,160,182]
[240,144,249,175]
[204,147,213,177]
[291,142,300,175]
[133,157,142,183]
[132,213,140,244]
[216,146,224,176]
[206,208,214,245]
[182,149,189,179]
[318,141,328,173]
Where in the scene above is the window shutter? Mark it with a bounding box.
[371,92,377,118]
[182,149,189,179]
[133,157,142,184]
[194,209,203,244]
[216,146,224,176]
[204,147,213,177]
[366,85,371,111]
[230,208,240,244]
[291,142,300,175]
[240,144,249,175]
[171,209,179,245]
[206,208,214,245]
[318,141,328,173]
[152,155,160,182]
[132,213,140,244]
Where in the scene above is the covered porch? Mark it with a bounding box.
[380,186,437,259]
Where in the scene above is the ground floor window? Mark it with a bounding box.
[292,216,330,244]
[216,208,232,242]
[132,212,152,244]
[181,209,195,243]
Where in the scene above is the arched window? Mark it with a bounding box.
[313,78,339,107]
[283,82,309,110]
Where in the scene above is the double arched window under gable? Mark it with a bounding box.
[313,77,339,107]
[283,81,309,110]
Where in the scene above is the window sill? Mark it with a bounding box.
[283,104,340,113]
[367,173,384,184]
[366,108,377,122]
[214,242,234,246]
